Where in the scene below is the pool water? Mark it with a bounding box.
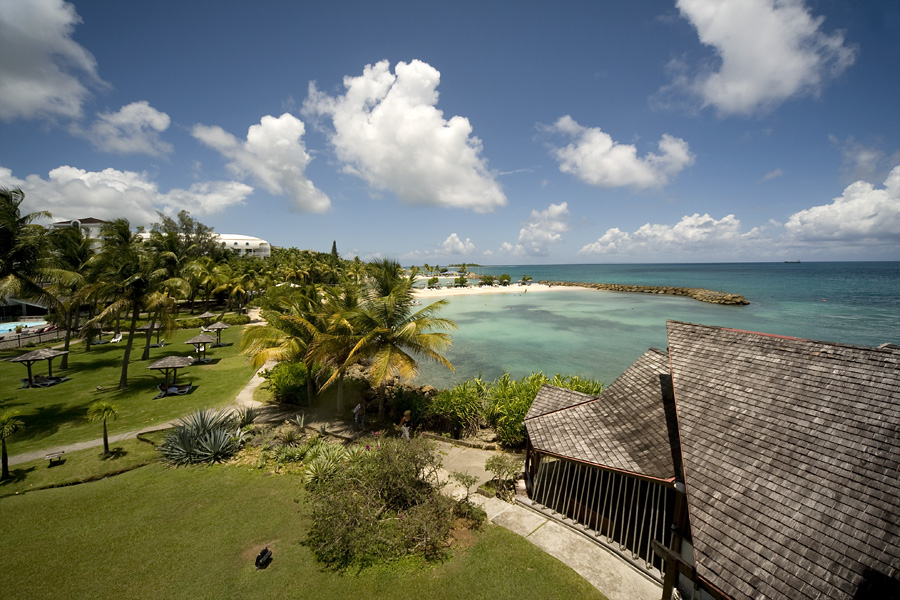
[0,320,47,334]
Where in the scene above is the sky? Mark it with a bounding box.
[1,0,898,264]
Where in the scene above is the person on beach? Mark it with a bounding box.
[353,402,366,429]
[399,409,411,440]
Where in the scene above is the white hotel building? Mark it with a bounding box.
[50,218,271,258]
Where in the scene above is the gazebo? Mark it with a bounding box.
[205,321,230,346]
[147,355,194,392]
[9,348,70,387]
[185,333,216,362]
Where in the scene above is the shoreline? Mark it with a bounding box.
[413,280,748,305]
[413,282,586,298]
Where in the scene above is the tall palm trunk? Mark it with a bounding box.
[118,304,141,389]
[1,439,9,481]
[61,307,74,369]
[102,420,110,455]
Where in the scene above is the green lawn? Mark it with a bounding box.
[0,433,164,497]
[0,462,607,600]
[0,325,255,455]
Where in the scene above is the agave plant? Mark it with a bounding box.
[235,405,260,429]
[159,408,247,465]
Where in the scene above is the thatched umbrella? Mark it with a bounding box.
[206,321,231,346]
[147,355,194,391]
[185,333,216,362]
[196,311,217,326]
[9,348,69,387]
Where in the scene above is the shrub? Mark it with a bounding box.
[261,361,325,405]
[304,437,453,569]
[159,408,246,465]
[428,381,483,438]
[485,453,523,502]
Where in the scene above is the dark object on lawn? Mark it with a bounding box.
[255,547,272,570]
[46,451,64,466]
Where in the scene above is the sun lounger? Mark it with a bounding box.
[168,383,193,395]
[149,339,165,348]
[110,333,123,343]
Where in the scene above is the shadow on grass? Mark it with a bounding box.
[101,447,128,460]
[18,403,92,443]
[0,396,26,411]
[0,466,35,484]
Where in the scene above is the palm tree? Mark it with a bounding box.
[87,219,175,389]
[0,187,57,308]
[240,286,326,404]
[312,284,363,412]
[47,226,93,369]
[87,401,119,455]
[0,411,24,481]
[336,268,457,420]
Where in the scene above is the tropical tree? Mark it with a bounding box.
[47,226,93,369]
[499,274,511,286]
[334,268,457,420]
[0,187,57,308]
[240,285,326,404]
[87,401,119,455]
[86,219,176,389]
[0,411,24,481]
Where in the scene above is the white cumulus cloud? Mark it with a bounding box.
[303,59,506,213]
[0,164,252,226]
[547,116,694,189]
[669,0,857,116]
[440,233,475,255]
[0,0,105,121]
[785,166,900,242]
[193,113,330,213]
[72,101,173,155]
[579,213,764,259]
[502,202,570,256]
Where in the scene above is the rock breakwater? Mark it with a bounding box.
[538,280,750,305]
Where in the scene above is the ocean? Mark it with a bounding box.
[414,262,900,389]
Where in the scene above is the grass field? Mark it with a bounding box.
[0,462,607,600]
[0,325,255,455]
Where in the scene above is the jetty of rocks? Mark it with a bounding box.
[538,280,750,305]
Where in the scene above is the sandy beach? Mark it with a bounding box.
[413,282,592,298]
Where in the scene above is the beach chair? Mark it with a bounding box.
[167,383,193,395]
[110,333,123,343]
[150,339,165,348]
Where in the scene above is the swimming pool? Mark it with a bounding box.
[0,320,47,334]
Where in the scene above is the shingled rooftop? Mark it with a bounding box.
[668,320,900,600]
[523,320,900,600]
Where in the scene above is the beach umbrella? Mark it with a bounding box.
[185,333,216,362]
[196,311,217,325]
[147,355,194,391]
[205,321,230,346]
[9,348,69,387]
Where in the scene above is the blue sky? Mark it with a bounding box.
[1,0,898,263]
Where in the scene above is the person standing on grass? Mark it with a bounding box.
[399,409,411,440]
[353,402,366,429]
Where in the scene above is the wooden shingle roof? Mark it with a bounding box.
[667,320,900,600]
[525,348,680,481]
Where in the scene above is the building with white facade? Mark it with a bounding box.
[51,218,270,258]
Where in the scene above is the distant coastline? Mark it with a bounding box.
[539,280,750,305]
[413,280,749,305]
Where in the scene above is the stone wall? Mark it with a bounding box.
[538,280,749,305]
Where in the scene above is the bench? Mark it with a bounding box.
[46,451,65,466]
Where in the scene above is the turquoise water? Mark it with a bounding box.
[415,262,900,388]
